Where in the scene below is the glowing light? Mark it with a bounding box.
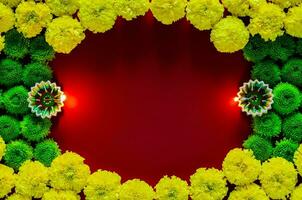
[64,94,78,109]
[61,94,67,102]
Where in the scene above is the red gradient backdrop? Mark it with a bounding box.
[50,12,251,186]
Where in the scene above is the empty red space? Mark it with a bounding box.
[50,13,251,186]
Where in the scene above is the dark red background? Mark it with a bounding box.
[51,12,251,186]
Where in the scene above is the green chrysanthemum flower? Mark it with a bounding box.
[4,140,33,170]
[281,59,302,87]
[268,34,296,62]
[3,29,29,59]
[273,83,301,115]
[251,60,281,87]
[21,115,52,142]
[34,139,61,167]
[283,113,302,143]
[29,35,55,62]
[273,139,299,161]
[22,62,53,87]
[243,34,270,63]
[243,135,273,161]
[2,86,30,115]
[296,38,302,56]
[0,115,20,142]
[0,59,23,87]
[252,112,282,138]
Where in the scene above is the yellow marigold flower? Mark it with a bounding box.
[6,194,31,200]
[15,2,52,38]
[291,184,302,200]
[0,3,15,33]
[151,0,187,25]
[114,0,150,21]
[269,0,302,8]
[190,168,227,200]
[119,179,154,200]
[42,190,80,200]
[248,3,285,41]
[186,0,224,31]
[0,164,15,198]
[0,0,21,8]
[210,16,249,53]
[15,161,49,198]
[84,170,121,200]
[222,148,261,185]
[294,144,302,176]
[0,137,5,160]
[259,157,297,199]
[0,35,4,52]
[222,0,266,17]
[78,0,117,33]
[284,5,302,38]
[155,176,189,200]
[49,151,90,193]
[228,184,268,200]
[46,0,79,16]
[46,16,85,54]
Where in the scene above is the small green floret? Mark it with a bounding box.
[2,86,30,115]
[0,115,20,142]
[29,35,55,62]
[253,112,282,138]
[22,62,53,87]
[243,34,270,63]
[0,59,23,87]
[21,115,52,142]
[283,113,302,142]
[281,59,302,87]
[243,135,273,161]
[273,83,301,115]
[273,139,299,162]
[251,60,281,87]
[268,34,296,62]
[34,139,61,167]
[3,29,29,59]
[4,140,33,170]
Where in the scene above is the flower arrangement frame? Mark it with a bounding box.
[1,0,302,199]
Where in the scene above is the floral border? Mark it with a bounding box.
[1,0,302,199]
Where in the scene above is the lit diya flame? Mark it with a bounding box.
[28,81,66,119]
[234,80,274,117]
